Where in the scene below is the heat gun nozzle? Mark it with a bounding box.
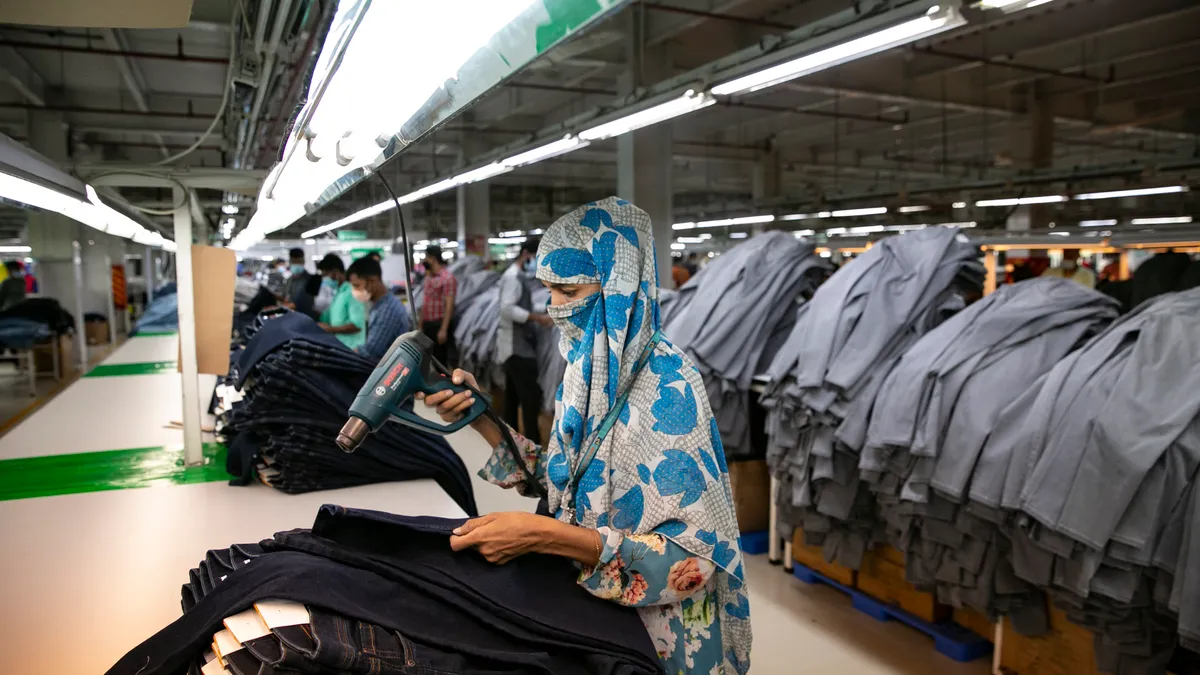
[336,417,369,453]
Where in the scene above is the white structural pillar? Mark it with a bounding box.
[173,186,204,466]
[751,141,782,235]
[456,126,491,259]
[145,245,155,302]
[71,240,87,371]
[616,8,673,288]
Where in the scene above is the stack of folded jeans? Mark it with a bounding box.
[0,297,76,335]
[220,311,477,515]
[108,505,664,675]
[762,227,984,565]
[858,278,1119,625]
[663,231,831,458]
[134,287,180,334]
[0,317,51,349]
[961,288,1200,673]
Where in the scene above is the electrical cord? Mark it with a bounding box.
[82,170,191,215]
[374,170,546,500]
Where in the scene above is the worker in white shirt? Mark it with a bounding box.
[497,238,553,441]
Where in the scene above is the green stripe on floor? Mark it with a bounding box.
[0,443,227,501]
[85,361,178,377]
[135,331,178,337]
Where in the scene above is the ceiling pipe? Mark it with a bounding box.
[253,0,275,55]
[236,0,296,169]
[0,103,244,120]
[0,40,229,65]
[505,82,617,96]
[253,0,331,168]
[639,3,794,31]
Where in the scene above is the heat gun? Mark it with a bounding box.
[336,330,546,498]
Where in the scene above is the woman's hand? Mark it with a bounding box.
[451,512,603,566]
[416,368,481,423]
[449,512,553,564]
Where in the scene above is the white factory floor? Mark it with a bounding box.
[0,334,990,675]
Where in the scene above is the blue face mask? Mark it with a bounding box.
[321,277,337,290]
[290,264,305,275]
[523,258,536,275]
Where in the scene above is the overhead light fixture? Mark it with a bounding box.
[498,230,524,237]
[897,205,931,213]
[453,162,511,185]
[886,224,926,232]
[1048,231,1070,237]
[979,0,1058,12]
[672,222,696,230]
[488,236,526,245]
[729,232,749,239]
[830,206,887,217]
[221,204,240,215]
[0,245,32,253]
[793,229,815,237]
[693,214,775,228]
[1073,185,1188,201]
[711,6,965,96]
[670,242,686,250]
[1080,219,1118,227]
[825,227,847,235]
[952,201,967,209]
[260,255,275,261]
[943,221,978,228]
[529,228,544,235]
[676,236,707,244]
[579,90,715,141]
[780,213,817,221]
[818,211,832,218]
[1131,216,1193,225]
[846,225,886,234]
[975,195,1065,207]
[501,135,589,168]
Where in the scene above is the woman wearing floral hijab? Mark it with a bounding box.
[420,197,751,674]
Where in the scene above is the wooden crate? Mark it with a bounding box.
[791,529,856,587]
[856,545,950,624]
[999,603,1098,675]
[954,606,996,641]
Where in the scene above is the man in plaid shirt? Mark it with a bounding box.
[421,245,457,365]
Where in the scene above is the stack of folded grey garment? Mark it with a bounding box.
[761,227,984,565]
[862,277,1119,629]
[966,288,1200,674]
[663,231,830,458]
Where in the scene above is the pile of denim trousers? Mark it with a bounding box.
[662,231,831,458]
[220,311,477,516]
[0,317,51,349]
[108,505,663,675]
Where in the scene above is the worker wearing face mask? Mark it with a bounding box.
[315,254,366,350]
[281,248,319,318]
[1045,249,1096,288]
[498,237,553,442]
[348,255,410,361]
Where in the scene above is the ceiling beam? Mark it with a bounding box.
[0,45,44,106]
[101,28,169,159]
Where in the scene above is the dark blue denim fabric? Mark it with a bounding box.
[111,508,663,675]
[221,311,477,515]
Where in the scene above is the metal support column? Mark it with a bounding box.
[145,246,155,303]
[173,186,204,466]
[768,476,782,564]
[71,240,87,372]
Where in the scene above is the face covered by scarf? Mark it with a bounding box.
[535,196,751,673]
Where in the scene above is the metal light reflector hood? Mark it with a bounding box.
[244,0,630,246]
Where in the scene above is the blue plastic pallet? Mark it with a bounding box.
[739,530,769,555]
[792,563,992,663]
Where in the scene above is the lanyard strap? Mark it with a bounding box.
[563,330,663,522]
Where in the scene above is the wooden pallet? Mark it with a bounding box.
[857,545,950,624]
[791,529,856,586]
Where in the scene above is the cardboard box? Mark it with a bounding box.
[85,319,109,345]
[728,459,770,532]
[176,245,237,376]
[33,334,74,378]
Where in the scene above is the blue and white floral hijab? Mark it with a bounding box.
[536,197,751,673]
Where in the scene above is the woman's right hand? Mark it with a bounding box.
[416,368,482,424]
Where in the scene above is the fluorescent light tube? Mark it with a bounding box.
[780,213,817,221]
[711,6,965,96]
[501,136,589,167]
[488,236,526,244]
[1080,219,1118,227]
[676,236,707,243]
[670,242,685,250]
[793,229,815,237]
[672,222,696,230]
[975,195,1065,207]
[846,225,885,234]
[897,205,931,213]
[301,199,392,238]
[222,204,240,215]
[825,227,847,235]
[730,232,749,239]
[1073,185,1187,200]
[0,245,31,253]
[831,207,887,217]
[453,163,510,185]
[579,90,715,141]
[952,201,967,209]
[498,230,524,237]
[693,214,775,228]
[1049,231,1070,237]
[818,211,832,218]
[885,224,926,231]
[1131,216,1193,225]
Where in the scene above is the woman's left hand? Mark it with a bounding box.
[450,512,553,564]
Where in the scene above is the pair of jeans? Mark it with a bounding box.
[110,507,662,675]
[504,355,542,442]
